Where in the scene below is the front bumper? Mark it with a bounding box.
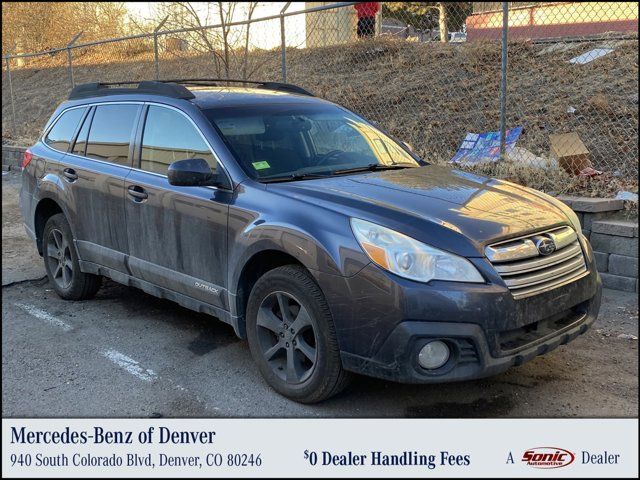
[315,234,602,383]
[339,288,600,383]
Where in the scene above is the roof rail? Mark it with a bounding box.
[68,81,195,100]
[159,78,315,97]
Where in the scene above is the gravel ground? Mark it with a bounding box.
[2,170,638,417]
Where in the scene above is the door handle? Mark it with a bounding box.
[127,185,148,201]
[62,168,78,182]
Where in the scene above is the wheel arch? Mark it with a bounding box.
[34,197,65,255]
[232,249,309,338]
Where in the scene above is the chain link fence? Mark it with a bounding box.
[2,1,638,200]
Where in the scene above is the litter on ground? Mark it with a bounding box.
[615,191,639,202]
[507,146,557,170]
[578,167,603,178]
[569,47,614,65]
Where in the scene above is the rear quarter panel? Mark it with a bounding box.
[23,143,76,237]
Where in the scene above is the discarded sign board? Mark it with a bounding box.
[450,126,522,165]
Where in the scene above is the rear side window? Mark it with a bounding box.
[44,107,86,152]
[72,108,93,156]
[140,105,215,175]
[86,104,140,166]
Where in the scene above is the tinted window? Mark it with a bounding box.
[44,108,86,152]
[72,108,93,156]
[140,106,215,175]
[86,104,140,165]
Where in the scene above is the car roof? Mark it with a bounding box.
[189,86,330,109]
[51,83,338,134]
[65,80,330,110]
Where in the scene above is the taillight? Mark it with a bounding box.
[21,149,33,169]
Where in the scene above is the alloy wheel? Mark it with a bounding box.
[46,228,73,289]
[256,291,318,384]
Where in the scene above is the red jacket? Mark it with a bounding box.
[354,2,380,19]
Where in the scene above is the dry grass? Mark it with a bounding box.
[2,36,638,206]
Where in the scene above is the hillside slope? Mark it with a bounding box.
[3,37,637,198]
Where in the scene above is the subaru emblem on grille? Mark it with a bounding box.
[535,237,556,256]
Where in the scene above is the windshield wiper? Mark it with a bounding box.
[260,172,334,183]
[331,163,417,175]
[260,163,417,183]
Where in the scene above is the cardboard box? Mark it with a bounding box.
[549,132,592,175]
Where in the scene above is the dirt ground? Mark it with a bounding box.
[2,170,638,417]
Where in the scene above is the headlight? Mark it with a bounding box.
[350,218,484,283]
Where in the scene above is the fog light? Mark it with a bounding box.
[418,340,450,370]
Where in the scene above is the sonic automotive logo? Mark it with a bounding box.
[521,447,576,469]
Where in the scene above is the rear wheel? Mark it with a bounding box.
[246,265,351,403]
[43,213,101,300]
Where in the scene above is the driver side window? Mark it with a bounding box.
[140,106,216,175]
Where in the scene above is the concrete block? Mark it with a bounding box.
[1,146,27,169]
[593,251,609,272]
[590,233,638,257]
[556,195,576,207]
[582,212,609,230]
[608,254,639,278]
[592,220,638,238]
[581,229,591,240]
[600,273,637,292]
[559,196,623,213]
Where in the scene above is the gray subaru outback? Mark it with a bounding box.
[20,80,601,403]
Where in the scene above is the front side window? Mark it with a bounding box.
[44,107,86,152]
[140,106,216,175]
[86,104,140,165]
[203,103,419,181]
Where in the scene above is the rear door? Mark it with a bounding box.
[64,102,142,274]
[124,104,232,309]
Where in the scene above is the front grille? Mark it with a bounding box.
[486,226,588,299]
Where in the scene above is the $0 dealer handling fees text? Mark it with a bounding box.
[303,450,471,469]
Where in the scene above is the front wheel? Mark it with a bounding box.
[42,213,102,300]
[246,265,351,403]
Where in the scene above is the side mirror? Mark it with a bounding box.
[168,158,220,187]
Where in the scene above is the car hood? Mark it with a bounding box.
[269,165,571,256]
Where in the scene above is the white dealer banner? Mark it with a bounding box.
[2,419,637,478]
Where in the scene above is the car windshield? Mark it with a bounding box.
[203,103,420,181]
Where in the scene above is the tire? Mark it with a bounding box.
[246,265,351,403]
[42,213,102,300]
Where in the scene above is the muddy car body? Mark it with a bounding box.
[20,80,602,402]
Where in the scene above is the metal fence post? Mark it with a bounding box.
[154,16,170,80]
[499,2,508,161]
[66,32,83,88]
[280,2,291,82]
[4,56,18,136]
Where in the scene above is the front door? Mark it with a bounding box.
[124,104,231,310]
